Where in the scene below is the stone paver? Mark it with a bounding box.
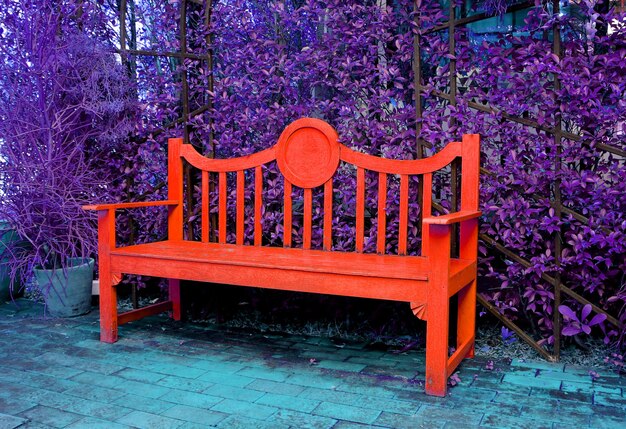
[65,416,134,429]
[161,404,227,426]
[116,410,183,429]
[0,413,27,429]
[0,299,624,429]
[17,405,83,428]
[268,409,337,429]
[257,393,320,413]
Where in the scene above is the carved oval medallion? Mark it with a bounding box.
[277,118,340,189]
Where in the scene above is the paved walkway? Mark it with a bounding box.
[0,300,623,429]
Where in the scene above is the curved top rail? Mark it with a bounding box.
[180,144,277,172]
[179,124,461,176]
[339,142,462,175]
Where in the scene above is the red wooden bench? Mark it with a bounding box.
[84,118,480,396]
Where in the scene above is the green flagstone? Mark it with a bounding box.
[312,402,381,425]
[161,404,227,426]
[246,378,307,396]
[1,299,624,429]
[19,405,83,428]
[216,414,289,429]
[211,398,278,420]
[268,409,337,429]
[116,410,183,429]
[0,413,27,429]
[480,413,553,429]
[64,416,134,429]
[256,392,320,413]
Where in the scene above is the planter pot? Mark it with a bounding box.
[0,221,22,302]
[34,257,94,317]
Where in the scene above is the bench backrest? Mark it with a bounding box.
[168,118,479,256]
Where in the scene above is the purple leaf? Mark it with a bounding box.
[562,326,582,336]
[558,305,579,322]
[581,304,592,321]
[588,313,607,326]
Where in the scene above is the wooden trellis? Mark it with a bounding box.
[413,0,624,361]
[115,0,623,360]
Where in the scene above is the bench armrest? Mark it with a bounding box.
[423,210,481,225]
[84,200,179,251]
[82,200,179,211]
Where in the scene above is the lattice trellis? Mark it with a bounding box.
[113,0,623,360]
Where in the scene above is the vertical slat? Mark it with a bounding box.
[303,188,312,250]
[356,167,365,253]
[236,170,244,245]
[255,166,262,246]
[399,174,409,255]
[219,171,227,244]
[377,173,387,254]
[323,179,333,250]
[284,180,292,247]
[201,170,209,243]
[460,136,480,212]
[450,159,459,257]
[422,173,432,256]
[451,159,459,213]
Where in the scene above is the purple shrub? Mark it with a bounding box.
[0,1,137,282]
[559,304,607,337]
[416,0,625,346]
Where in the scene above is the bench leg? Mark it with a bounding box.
[99,270,118,343]
[169,279,181,321]
[425,292,449,397]
[457,279,476,358]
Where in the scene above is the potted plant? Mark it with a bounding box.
[32,258,95,317]
[0,4,135,316]
[0,221,24,302]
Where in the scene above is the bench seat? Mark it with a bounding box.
[111,241,476,303]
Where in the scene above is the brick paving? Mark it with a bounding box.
[0,299,624,429]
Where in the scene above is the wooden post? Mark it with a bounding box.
[457,134,480,357]
[425,223,451,397]
[98,209,118,343]
[168,138,183,320]
[552,0,563,361]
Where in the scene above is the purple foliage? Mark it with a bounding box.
[188,1,624,346]
[501,326,517,345]
[417,0,625,346]
[559,304,607,336]
[0,1,137,279]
